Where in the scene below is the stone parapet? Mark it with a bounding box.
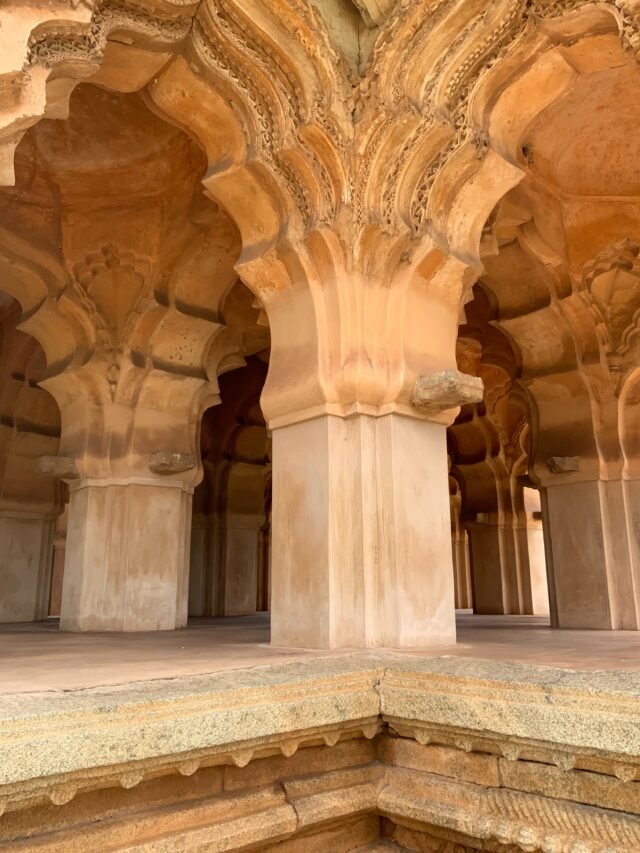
[0,656,638,850]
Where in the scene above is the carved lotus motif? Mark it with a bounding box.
[583,240,640,376]
[72,244,150,397]
[74,244,148,351]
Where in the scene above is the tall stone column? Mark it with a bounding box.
[45,390,222,632]
[0,306,62,623]
[523,487,549,616]
[188,509,213,618]
[452,529,473,610]
[0,90,246,631]
[467,481,540,616]
[218,462,267,617]
[449,474,473,610]
[0,512,55,622]
[241,231,483,648]
[467,517,505,615]
[541,472,639,630]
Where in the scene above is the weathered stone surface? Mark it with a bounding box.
[0,656,638,849]
[148,451,196,476]
[223,740,377,792]
[546,456,581,475]
[499,758,640,814]
[379,738,500,788]
[381,657,640,758]
[412,370,484,413]
[33,457,78,480]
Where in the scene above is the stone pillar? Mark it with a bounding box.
[0,511,55,622]
[523,487,549,617]
[467,518,505,615]
[270,413,457,648]
[43,376,223,634]
[452,529,473,610]
[543,478,639,629]
[188,511,210,618]
[48,506,67,617]
[239,238,482,648]
[61,479,193,632]
[468,503,537,616]
[450,478,473,611]
[220,522,260,616]
[216,462,268,617]
[256,523,271,612]
[622,477,640,625]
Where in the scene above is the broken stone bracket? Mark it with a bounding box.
[412,369,484,413]
[546,456,580,474]
[34,456,79,479]
[149,452,196,475]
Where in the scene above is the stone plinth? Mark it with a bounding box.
[0,656,638,850]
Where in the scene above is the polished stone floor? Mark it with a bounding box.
[0,612,639,693]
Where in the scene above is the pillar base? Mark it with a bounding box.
[270,414,456,649]
[60,481,192,632]
[0,512,55,623]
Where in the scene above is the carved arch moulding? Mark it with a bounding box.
[356,0,640,275]
[0,0,355,430]
[0,0,351,247]
[3,0,640,431]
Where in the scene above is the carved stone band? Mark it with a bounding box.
[412,369,484,413]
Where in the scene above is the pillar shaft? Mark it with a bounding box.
[0,512,55,622]
[220,521,260,616]
[468,520,505,614]
[543,479,640,629]
[188,515,211,618]
[60,481,192,632]
[452,529,472,610]
[270,413,456,648]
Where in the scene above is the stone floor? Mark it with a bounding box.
[0,612,639,693]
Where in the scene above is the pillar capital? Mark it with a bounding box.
[240,230,476,430]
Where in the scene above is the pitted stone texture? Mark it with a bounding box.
[546,456,581,474]
[33,456,78,479]
[0,656,639,850]
[148,451,196,475]
[412,370,484,413]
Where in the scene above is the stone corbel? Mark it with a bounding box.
[411,370,484,417]
[546,456,580,475]
[34,456,79,480]
[148,452,196,476]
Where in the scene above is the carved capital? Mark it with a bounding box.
[412,370,484,414]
